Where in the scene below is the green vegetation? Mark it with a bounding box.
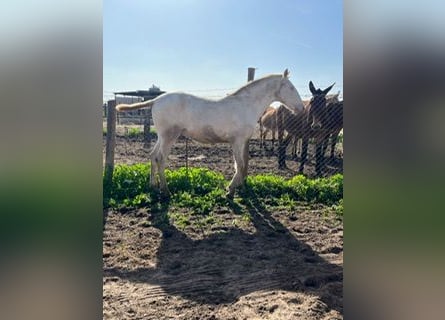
[331,198,343,215]
[127,127,143,138]
[122,127,157,138]
[104,164,343,222]
[246,173,342,205]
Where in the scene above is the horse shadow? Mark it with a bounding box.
[104,192,343,314]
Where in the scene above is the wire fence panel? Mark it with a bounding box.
[103,95,343,179]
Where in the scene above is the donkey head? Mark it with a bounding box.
[307,81,335,129]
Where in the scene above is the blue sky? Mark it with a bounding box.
[103,0,342,101]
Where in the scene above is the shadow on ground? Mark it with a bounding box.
[104,192,343,314]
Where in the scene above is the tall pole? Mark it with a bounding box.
[277,106,287,169]
[143,105,151,149]
[247,67,256,169]
[247,67,255,82]
[104,99,116,197]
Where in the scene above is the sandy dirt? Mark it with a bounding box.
[103,130,343,319]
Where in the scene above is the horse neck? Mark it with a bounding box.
[235,77,280,117]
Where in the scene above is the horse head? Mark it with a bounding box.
[275,69,305,114]
[307,81,335,130]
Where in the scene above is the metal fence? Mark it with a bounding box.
[103,91,343,184]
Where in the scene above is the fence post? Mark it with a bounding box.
[247,67,255,82]
[277,106,287,169]
[143,108,151,149]
[104,100,116,197]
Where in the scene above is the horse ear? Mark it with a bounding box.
[283,69,290,78]
[309,81,317,95]
[323,83,335,95]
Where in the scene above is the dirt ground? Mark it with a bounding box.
[103,129,343,320]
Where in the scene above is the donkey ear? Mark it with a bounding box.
[309,81,317,95]
[283,68,290,78]
[323,83,335,95]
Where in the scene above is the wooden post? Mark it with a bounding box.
[247,67,256,162]
[247,67,255,82]
[277,106,287,169]
[104,100,116,197]
[143,107,152,149]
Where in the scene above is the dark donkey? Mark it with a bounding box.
[300,81,337,175]
[277,81,335,175]
[321,99,343,160]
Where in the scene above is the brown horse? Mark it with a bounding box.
[260,92,340,155]
[258,106,277,150]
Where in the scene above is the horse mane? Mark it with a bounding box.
[230,74,281,96]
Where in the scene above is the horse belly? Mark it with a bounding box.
[183,126,229,144]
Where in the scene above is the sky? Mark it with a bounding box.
[103,0,343,102]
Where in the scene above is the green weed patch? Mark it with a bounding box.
[103,164,343,215]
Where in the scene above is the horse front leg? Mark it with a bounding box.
[291,136,299,159]
[299,135,309,174]
[315,142,324,177]
[241,141,249,178]
[271,129,276,153]
[227,157,240,198]
[227,141,248,198]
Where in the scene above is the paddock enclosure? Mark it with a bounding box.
[104,123,343,179]
[103,77,343,319]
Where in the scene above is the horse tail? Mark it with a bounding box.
[116,99,155,112]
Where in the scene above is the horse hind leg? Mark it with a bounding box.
[149,140,161,189]
[157,128,182,197]
[262,129,269,151]
[271,129,276,152]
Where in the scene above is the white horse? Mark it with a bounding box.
[116,69,305,197]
